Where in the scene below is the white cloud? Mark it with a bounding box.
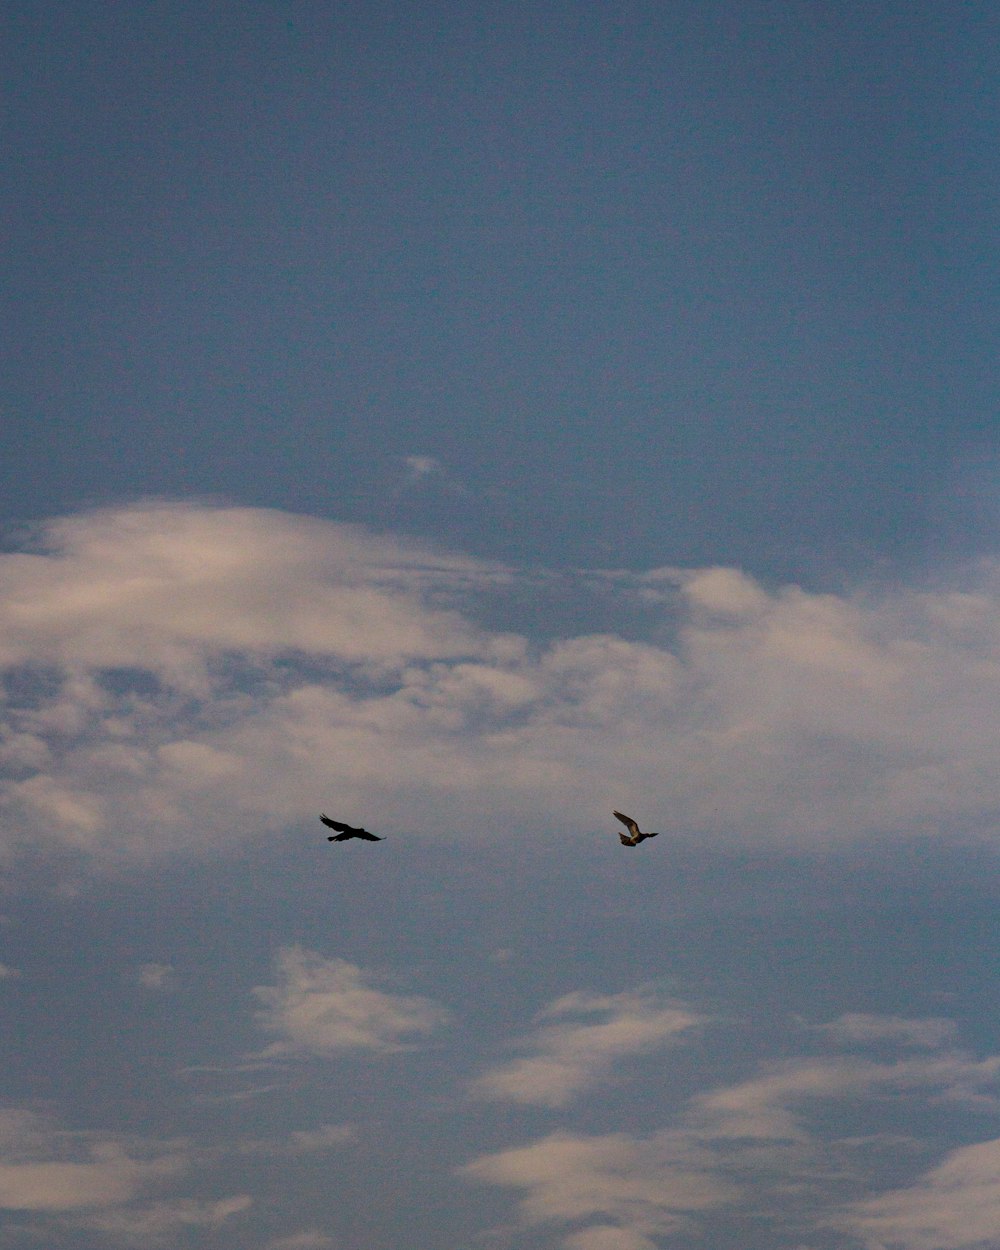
[286,1123,357,1153]
[0,1111,184,1213]
[234,1123,357,1157]
[403,454,444,482]
[816,1013,959,1050]
[252,946,449,1057]
[136,962,175,991]
[563,1228,659,1250]
[401,454,466,495]
[6,501,1000,863]
[80,1194,251,1244]
[841,1137,1000,1250]
[471,990,701,1107]
[0,1106,249,1245]
[464,1013,1000,1249]
[689,1051,1000,1143]
[0,1157,145,1211]
[0,502,491,675]
[264,1232,339,1250]
[462,1129,737,1247]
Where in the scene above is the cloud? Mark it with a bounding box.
[80,1194,251,1244]
[816,1013,959,1050]
[402,457,442,480]
[0,963,21,980]
[136,963,175,991]
[0,1106,248,1245]
[6,501,1000,864]
[235,1123,358,1157]
[264,1232,339,1250]
[401,454,466,495]
[0,1110,183,1213]
[471,990,702,1107]
[252,946,449,1057]
[235,1120,360,1155]
[286,1123,358,1153]
[841,1137,1000,1250]
[689,1050,1000,1143]
[403,454,444,482]
[461,1129,737,1247]
[562,1228,660,1250]
[464,1013,1000,1249]
[0,502,492,675]
[0,1157,145,1211]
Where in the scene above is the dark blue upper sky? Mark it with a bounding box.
[5,0,997,579]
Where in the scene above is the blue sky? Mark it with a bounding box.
[2,3,999,1248]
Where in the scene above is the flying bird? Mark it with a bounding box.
[612,810,660,847]
[320,815,384,842]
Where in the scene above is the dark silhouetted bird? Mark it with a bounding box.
[612,810,660,847]
[320,815,384,842]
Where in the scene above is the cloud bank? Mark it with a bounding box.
[3,501,1000,863]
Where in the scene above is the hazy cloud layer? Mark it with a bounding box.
[4,502,1000,863]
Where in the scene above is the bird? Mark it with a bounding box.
[320,815,384,842]
[612,810,660,847]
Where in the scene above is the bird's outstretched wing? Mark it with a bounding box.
[320,815,384,842]
[612,810,641,838]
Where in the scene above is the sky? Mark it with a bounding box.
[1,2,999,1248]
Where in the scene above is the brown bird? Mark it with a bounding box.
[320,815,384,842]
[612,810,660,847]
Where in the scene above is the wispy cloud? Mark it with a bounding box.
[235,1123,358,1157]
[840,1136,1000,1249]
[5,502,1000,864]
[815,1012,959,1050]
[264,1231,339,1250]
[0,1107,247,1246]
[287,1123,357,1153]
[0,1111,183,1213]
[689,1050,1000,1143]
[135,963,175,991]
[78,1194,251,1244]
[252,946,449,1057]
[471,990,702,1107]
[401,454,466,495]
[462,1129,737,1247]
[464,1012,1000,1249]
